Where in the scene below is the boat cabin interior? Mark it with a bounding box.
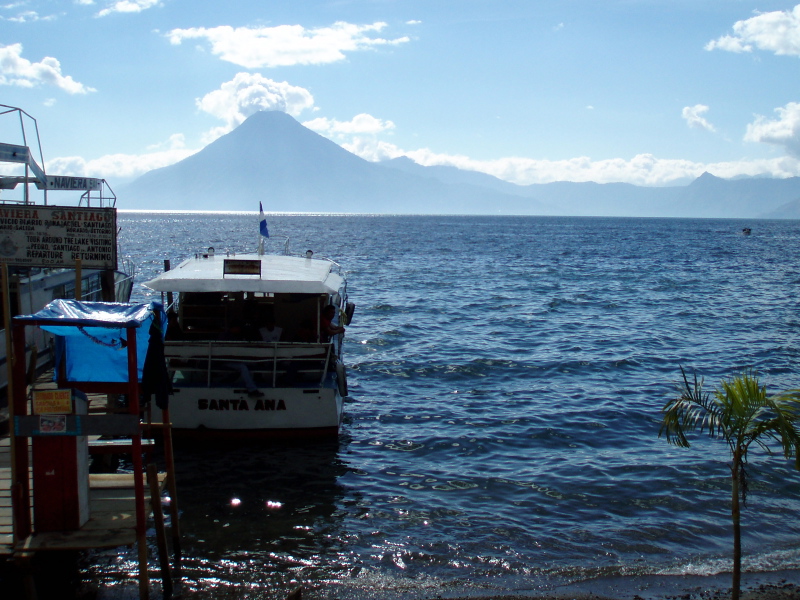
[164,291,344,390]
[167,291,335,343]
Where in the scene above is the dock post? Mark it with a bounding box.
[164,260,173,310]
[74,259,82,300]
[10,320,31,541]
[125,326,149,599]
[162,407,182,582]
[147,463,172,597]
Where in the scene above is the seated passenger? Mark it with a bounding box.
[219,320,263,397]
[259,314,283,342]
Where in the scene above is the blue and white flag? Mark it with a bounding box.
[259,202,269,238]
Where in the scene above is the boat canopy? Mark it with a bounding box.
[14,299,167,383]
[143,254,344,295]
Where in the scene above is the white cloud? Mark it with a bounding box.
[146,132,186,152]
[682,104,716,132]
[332,133,800,186]
[196,72,315,142]
[48,138,195,181]
[96,0,161,17]
[341,137,405,162]
[54,122,800,187]
[744,102,800,157]
[706,5,800,56]
[705,35,751,53]
[303,113,395,136]
[0,43,96,94]
[4,10,55,23]
[167,21,410,68]
[402,150,800,185]
[396,148,702,185]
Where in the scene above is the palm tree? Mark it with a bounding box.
[660,367,800,600]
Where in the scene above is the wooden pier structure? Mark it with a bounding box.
[0,301,181,599]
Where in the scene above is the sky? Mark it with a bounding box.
[2,0,800,190]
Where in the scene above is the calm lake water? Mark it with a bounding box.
[85,213,800,598]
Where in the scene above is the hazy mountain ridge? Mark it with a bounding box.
[120,111,800,218]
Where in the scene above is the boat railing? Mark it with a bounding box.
[77,178,117,208]
[2,105,118,208]
[163,340,335,389]
[114,257,137,302]
[261,233,345,275]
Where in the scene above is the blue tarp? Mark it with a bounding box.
[15,299,167,383]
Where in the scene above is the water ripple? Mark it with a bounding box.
[100,213,800,598]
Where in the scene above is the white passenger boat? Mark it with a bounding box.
[0,105,135,390]
[143,242,353,438]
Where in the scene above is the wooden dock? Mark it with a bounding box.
[1,385,180,599]
[0,425,175,600]
[1,437,165,556]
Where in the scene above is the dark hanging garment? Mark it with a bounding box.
[141,319,172,409]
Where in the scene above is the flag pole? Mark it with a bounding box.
[258,202,269,255]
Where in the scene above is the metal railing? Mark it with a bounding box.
[164,340,335,389]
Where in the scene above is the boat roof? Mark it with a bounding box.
[143,253,344,295]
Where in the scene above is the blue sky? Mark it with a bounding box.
[2,0,800,188]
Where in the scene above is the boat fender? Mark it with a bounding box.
[344,302,356,325]
[335,361,348,397]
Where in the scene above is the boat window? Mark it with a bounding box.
[50,273,103,301]
[174,291,328,342]
[273,294,324,342]
[178,292,225,337]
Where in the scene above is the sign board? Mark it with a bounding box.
[45,176,103,191]
[0,205,117,269]
[33,389,73,415]
[224,259,261,276]
[38,415,67,433]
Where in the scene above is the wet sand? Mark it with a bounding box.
[84,570,800,599]
[442,571,800,600]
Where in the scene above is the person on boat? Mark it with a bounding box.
[220,320,264,397]
[259,313,283,342]
[320,305,345,342]
[165,310,186,340]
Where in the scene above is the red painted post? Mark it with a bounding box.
[125,325,149,598]
[11,321,30,540]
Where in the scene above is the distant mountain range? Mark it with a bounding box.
[119,110,800,218]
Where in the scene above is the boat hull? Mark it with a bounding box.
[152,384,343,439]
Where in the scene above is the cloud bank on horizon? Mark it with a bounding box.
[2,1,800,189]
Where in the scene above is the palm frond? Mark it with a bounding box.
[661,368,800,470]
[660,366,727,447]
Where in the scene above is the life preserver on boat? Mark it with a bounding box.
[335,361,348,397]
